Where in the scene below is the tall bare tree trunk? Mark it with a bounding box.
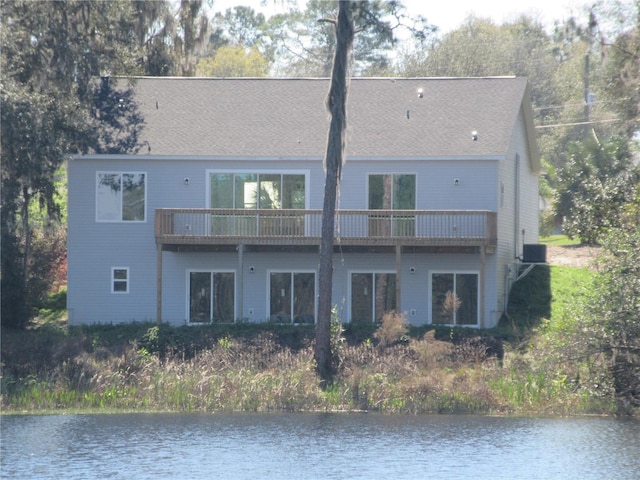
[315,1,354,381]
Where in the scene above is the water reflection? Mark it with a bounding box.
[2,413,639,480]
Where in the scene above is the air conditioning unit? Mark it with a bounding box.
[522,244,547,263]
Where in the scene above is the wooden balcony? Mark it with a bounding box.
[155,209,497,250]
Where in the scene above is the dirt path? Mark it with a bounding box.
[545,244,600,269]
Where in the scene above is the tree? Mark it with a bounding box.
[596,1,640,138]
[173,0,210,76]
[1,0,144,328]
[196,5,274,77]
[136,0,210,76]
[315,0,354,380]
[312,0,432,379]
[586,226,640,412]
[267,0,434,77]
[196,45,270,77]
[553,135,639,245]
[210,5,270,52]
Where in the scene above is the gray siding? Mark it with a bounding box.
[341,159,498,211]
[68,154,505,326]
[495,105,540,318]
[68,159,157,324]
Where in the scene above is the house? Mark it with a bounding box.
[67,76,541,328]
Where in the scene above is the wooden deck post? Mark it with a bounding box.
[237,243,244,321]
[395,244,402,312]
[156,243,163,324]
[480,245,486,328]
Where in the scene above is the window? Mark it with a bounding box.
[209,173,305,210]
[97,172,146,222]
[431,273,478,325]
[209,172,306,236]
[111,267,129,293]
[350,272,396,323]
[368,174,416,236]
[368,174,415,210]
[269,272,315,324]
[188,271,235,323]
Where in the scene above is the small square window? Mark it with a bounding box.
[112,267,129,294]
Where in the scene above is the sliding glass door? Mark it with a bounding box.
[350,272,397,323]
[189,271,235,323]
[269,272,315,324]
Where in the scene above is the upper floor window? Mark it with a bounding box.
[368,174,415,210]
[368,174,416,236]
[96,172,146,222]
[209,173,305,210]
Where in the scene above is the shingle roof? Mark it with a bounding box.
[116,76,536,160]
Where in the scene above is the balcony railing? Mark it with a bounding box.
[155,209,497,247]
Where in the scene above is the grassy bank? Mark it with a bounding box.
[1,265,625,415]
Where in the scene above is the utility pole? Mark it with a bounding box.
[583,10,597,138]
[584,52,590,138]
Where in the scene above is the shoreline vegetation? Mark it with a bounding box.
[1,248,635,416]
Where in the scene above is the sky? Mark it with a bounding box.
[209,0,592,34]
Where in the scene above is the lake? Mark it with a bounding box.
[2,413,639,479]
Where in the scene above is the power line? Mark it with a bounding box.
[536,118,621,129]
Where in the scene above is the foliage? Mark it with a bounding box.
[1,0,215,328]
[329,307,346,371]
[0,0,147,328]
[502,264,552,332]
[594,0,640,138]
[196,45,269,77]
[506,243,639,415]
[208,5,271,55]
[553,135,639,244]
[142,0,210,76]
[584,227,640,412]
[266,0,435,77]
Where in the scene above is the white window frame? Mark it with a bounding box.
[111,267,129,294]
[429,270,480,326]
[96,171,147,223]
